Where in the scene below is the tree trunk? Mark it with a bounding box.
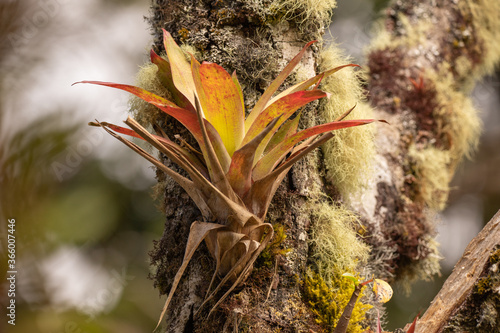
[145,0,500,332]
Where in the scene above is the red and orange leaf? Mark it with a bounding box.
[226,117,280,197]
[267,64,360,107]
[244,40,317,131]
[73,81,199,130]
[163,29,197,109]
[193,96,238,203]
[253,119,376,180]
[243,89,328,164]
[75,80,231,172]
[192,58,245,156]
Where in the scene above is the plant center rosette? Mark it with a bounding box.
[74,29,383,326]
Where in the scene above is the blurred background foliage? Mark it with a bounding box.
[0,0,498,332]
[1,1,164,332]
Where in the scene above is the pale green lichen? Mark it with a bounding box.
[180,43,201,61]
[129,61,169,127]
[308,200,370,285]
[318,45,376,200]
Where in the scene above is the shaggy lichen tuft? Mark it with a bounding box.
[318,45,376,200]
[408,145,452,211]
[129,61,170,128]
[308,200,370,285]
[243,0,337,35]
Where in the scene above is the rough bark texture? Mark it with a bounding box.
[145,0,500,332]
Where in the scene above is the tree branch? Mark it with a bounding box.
[417,210,500,332]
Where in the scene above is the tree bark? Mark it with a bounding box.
[145,0,500,332]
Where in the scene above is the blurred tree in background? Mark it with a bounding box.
[1,1,164,332]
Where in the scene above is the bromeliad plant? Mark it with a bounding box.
[75,29,382,326]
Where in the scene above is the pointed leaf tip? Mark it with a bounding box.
[342,272,359,285]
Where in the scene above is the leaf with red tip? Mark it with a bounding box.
[406,315,418,333]
[74,80,198,130]
[243,89,328,164]
[162,29,197,109]
[75,80,231,172]
[90,121,208,179]
[245,40,317,130]
[267,64,360,107]
[192,58,245,156]
[253,119,376,180]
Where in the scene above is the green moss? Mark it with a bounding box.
[179,43,201,60]
[489,247,500,264]
[475,276,492,295]
[257,223,291,269]
[308,200,370,285]
[303,270,372,333]
[317,45,376,200]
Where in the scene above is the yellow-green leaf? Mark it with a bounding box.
[163,29,197,109]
